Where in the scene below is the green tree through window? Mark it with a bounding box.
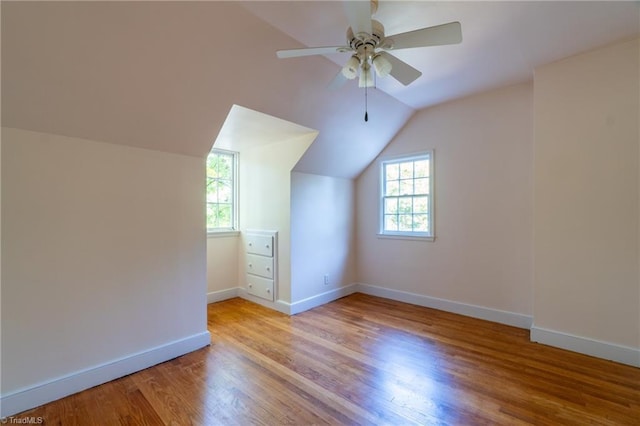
[206,149,237,231]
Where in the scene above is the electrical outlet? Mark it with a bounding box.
[324,274,329,285]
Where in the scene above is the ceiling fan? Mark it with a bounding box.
[276,0,462,89]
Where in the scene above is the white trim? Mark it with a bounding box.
[236,284,359,316]
[0,332,211,417]
[274,300,291,315]
[355,283,533,329]
[288,284,359,315]
[530,326,640,368]
[207,230,240,239]
[378,150,435,239]
[244,229,279,236]
[237,287,291,315]
[207,287,240,304]
[376,233,435,242]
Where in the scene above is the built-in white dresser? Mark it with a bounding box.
[244,230,277,301]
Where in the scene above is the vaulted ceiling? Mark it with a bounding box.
[245,1,639,109]
[2,2,639,178]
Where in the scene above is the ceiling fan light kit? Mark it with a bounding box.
[372,54,392,78]
[342,55,361,79]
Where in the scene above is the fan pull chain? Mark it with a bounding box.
[364,84,368,122]
[364,68,369,122]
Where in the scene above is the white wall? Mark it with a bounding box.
[356,83,534,326]
[238,136,313,307]
[206,235,239,303]
[290,172,357,311]
[1,128,210,415]
[532,37,640,366]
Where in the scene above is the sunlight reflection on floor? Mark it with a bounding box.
[370,329,452,422]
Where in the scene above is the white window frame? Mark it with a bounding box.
[378,150,435,241]
[206,148,239,236]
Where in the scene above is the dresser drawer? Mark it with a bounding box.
[246,274,274,301]
[246,253,274,279]
[245,234,273,257]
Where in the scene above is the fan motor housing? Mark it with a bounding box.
[347,20,385,54]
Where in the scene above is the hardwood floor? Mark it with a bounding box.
[15,293,640,425]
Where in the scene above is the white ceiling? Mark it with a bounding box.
[2,1,639,179]
[243,1,640,109]
[214,105,319,152]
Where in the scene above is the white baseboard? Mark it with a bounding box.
[236,287,291,315]
[355,283,533,329]
[0,331,211,417]
[207,287,240,304]
[288,284,359,315]
[233,284,358,316]
[228,281,532,329]
[531,326,640,368]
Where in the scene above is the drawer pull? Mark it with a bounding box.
[266,288,271,293]
[248,263,253,268]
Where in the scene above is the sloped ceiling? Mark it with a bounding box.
[1,1,412,178]
[244,1,640,109]
[3,2,639,178]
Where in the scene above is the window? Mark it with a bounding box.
[379,151,434,240]
[206,149,238,232]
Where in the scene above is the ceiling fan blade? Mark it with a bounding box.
[327,71,349,90]
[343,1,372,36]
[378,52,422,86]
[277,46,349,59]
[384,21,462,50]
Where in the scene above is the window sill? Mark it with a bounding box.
[377,233,435,242]
[207,230,240,239]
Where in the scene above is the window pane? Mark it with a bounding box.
[218,155,233,176]
[386,180,399,196]
[414,160,428,178]
[384,215,398,231]
[206,156,218,177]
[217,181,233,203]
[384,198,398,214]
[398,215,413,231]
[206,203,217,228]
[414,178,429,194]
[206,178,217,203]
[210,154,232,179]
[217,204,232,228]
[399,198,412,213]
[413,214,428,232]
[386,163,399,180]
[400,179,413,195]
[413,196,428,213]
[400,162,413,179]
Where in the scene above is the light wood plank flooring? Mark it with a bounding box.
[15,293,640,425]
